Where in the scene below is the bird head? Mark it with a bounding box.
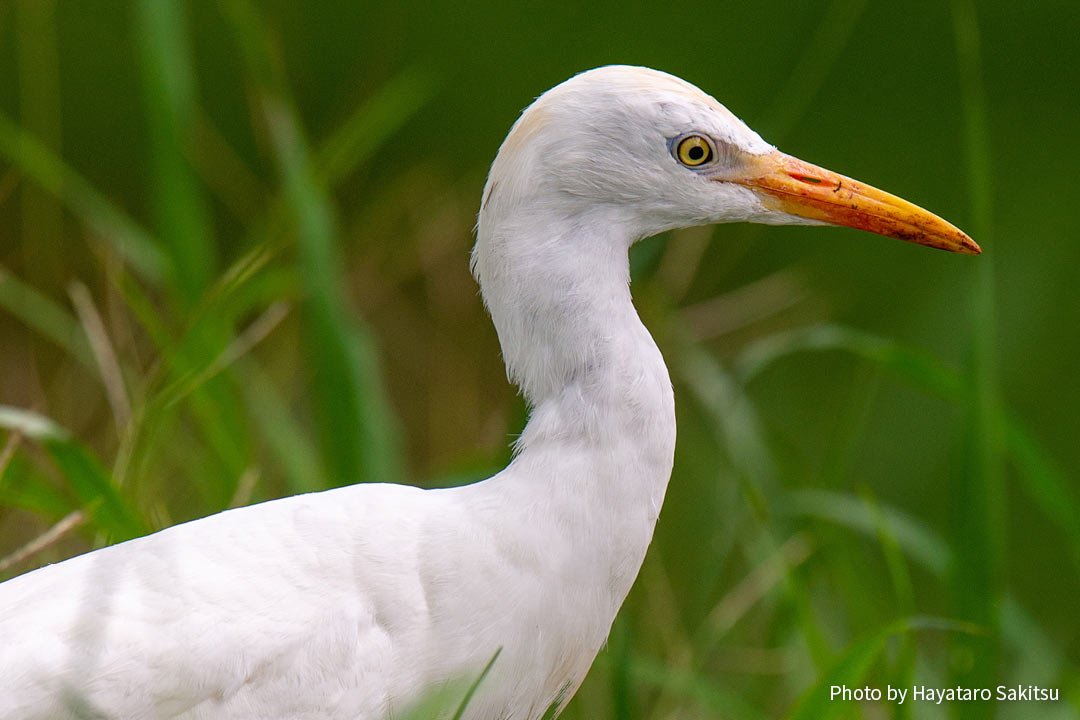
[479,65,979,255]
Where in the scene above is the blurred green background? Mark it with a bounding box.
[0,0,1077,718]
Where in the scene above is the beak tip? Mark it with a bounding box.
[960,235,982,255]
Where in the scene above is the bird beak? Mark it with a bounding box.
[732,151,980,254]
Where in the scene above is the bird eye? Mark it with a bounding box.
[675,134,714,167]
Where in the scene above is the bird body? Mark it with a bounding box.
[0,66,976,719]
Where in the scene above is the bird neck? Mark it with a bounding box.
[474,207,677,589]
[474,207,648,404]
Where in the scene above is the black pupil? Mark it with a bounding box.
[688,144,705,161]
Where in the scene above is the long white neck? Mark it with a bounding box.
[473,205,633,403]
[473,203,677,605]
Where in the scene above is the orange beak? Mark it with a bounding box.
[732,151,980,255]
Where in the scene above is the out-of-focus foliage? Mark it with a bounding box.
[0,1,1076,717]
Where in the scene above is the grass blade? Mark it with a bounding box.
[68,281,132,432]
[451,647,502,720]
[0,452,73,520]
[950,1,1004,708]
[133,0,217,307]
[0,406,148,542]
[14,0,64,294]
[0,110,165,281]
[1002,416,1080,573]
[226,0,403,487]
[0,509,87,575]
[782,489,951,577]
[735,323,962,398]
[0,264,95,369]
[761,0,869,141]
[317,64,435,187]
[240,359,326,494]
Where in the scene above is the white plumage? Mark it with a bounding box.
[0,66,976,719]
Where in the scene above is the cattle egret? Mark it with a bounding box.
[0,66,978,719]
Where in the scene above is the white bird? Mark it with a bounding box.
[0,66,978,720]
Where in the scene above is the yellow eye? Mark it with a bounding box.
[676,135,713,167]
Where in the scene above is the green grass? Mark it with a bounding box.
[949,3,1003,716]
[0,3,1077,719]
